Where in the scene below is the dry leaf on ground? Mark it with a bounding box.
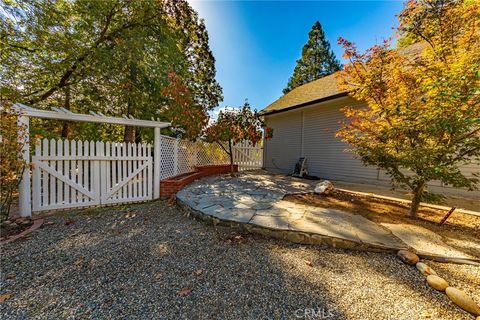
[195,269,205,276]
[178,288,191,297]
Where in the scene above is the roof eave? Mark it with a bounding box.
[259,92,349,116]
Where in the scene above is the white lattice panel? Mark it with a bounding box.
[159,135,177,180]
[159,135,229,180]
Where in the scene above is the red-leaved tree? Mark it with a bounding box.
[205,101,267,173]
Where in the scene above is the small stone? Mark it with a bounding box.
[416,262,437,277]
[20,219,31,226]
[445,287,480,316]
[314,180,334,195]
[397,250,419,265]
[426,275,449,291]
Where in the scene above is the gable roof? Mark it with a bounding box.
[260,42,425,116]
[259,73,345,116]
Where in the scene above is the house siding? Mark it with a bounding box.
[263,111,302,173]
[263,96,480,199]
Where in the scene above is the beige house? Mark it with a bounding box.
[259,73,480,198]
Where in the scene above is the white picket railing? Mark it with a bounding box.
[32,139,152,211]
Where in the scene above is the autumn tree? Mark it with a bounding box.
[336,0,480,217]
[205,101,265,173]
[161,72,209,140]
[284,21,341,94]
[1,0,222,142]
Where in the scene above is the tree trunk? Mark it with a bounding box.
[61,87,71,138]
[124,126,135,143]
[409,182,425,218]
[228,139,234,175]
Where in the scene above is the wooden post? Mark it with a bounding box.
[153,128,161,199]
[439,207,456,225]
[17,114,31,217]
[174,138,179,175]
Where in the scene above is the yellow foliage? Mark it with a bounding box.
[336,0,480,217]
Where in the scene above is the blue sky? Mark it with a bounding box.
[189,1,405,117]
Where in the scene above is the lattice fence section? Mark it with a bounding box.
[159,135,262,180]
[159,135,230,180]
[196,140,229,166]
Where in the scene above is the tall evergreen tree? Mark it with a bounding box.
[283,21,341,94]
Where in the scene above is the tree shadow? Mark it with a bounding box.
[1,201,478,319]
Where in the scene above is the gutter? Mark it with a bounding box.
[259,92,349,116]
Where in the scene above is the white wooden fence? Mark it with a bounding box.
[233,140,263,171]
[32,139,152,211]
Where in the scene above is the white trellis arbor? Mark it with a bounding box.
[13,103,170,217]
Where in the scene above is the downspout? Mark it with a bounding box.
[301,110,305,157]
[262,117,267,169]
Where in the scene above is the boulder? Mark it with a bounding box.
[426,275,449,291]
[445,287,480,316]
[397,249,419,265]
[416,262,437,277]
[314,180,334,195]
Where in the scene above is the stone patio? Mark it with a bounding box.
[177,171,479,262]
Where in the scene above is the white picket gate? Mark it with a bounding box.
[232,141,263,171]
[32,138,152,212]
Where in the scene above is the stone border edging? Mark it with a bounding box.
[178,198,480,265]
[178,199,405,254]
[0,218,44,245]
[398,251,480,317]
[415,253,480,266]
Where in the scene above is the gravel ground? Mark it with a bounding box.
[1,200,479,320]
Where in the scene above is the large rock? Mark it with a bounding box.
[445,287,480,316]
[397,250,419,265]
[416,262,437,277]
[314,180,334,195]
[426,275,449,291]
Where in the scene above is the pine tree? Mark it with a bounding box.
[283,21,341,94]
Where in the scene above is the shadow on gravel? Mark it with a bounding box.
[0,200,477,319]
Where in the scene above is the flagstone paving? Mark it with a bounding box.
[177,171,479,262]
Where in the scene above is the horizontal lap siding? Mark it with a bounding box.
[264,112,302,173]
[263,96,480,198]
[302,98,380,182]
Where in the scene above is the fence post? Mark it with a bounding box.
[17,114,31,217]
[194,142,199,167]
[153,128,161,199]
[174,138,179,175]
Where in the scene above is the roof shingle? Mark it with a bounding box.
[259,42,425,116]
